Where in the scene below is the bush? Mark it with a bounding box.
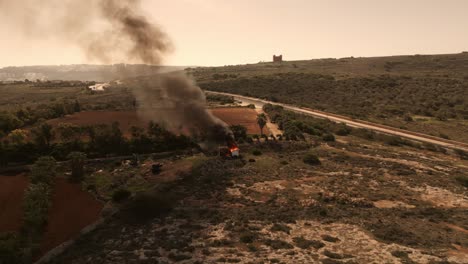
[67,152,86,182]
[0,233,22,264]
[455,175,468,187]
[335,124,352,136]
[293,236,325,249]
[30,156,57,185]
[322,133,335,142]
[265,239,293,250]
[303,153,321,165]
[454,149,468,160]
[112,188,131,203]
[124,191,175,222]
[23,183,51,238]
[270,223,291,234]
[239,231,257,243]
[252,149,262,156]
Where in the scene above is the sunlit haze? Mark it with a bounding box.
[1,0,467,67]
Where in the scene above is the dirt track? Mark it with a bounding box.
[206,91,468,152]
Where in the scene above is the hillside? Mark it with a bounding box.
[196,52,468,143]
[0,64,185,82]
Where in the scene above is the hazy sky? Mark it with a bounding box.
[1,0,467,67]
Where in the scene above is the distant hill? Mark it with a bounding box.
[192,52,468,81]
[0,64,186,82]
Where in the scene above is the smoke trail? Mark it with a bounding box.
[0,0,231,144]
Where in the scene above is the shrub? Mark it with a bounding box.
[265,239,294,250]
[252,149,262,156]
[293,236,325,249]
[67,152,86,182]
[0,233,22,264]
[455,175,468,187]
[112,188,131,203]
[454,149,468,160]
[303,153,321,165]
[30,156,57,185]
[270,223,291,234]
[322,133,335,142]
[439,133,449,139]
[23,183,51,238]
[239,231,257,243]
[335,124,352,136]
[124,191,175,222]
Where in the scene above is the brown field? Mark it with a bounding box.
[0,174,29,233]
[211,107,264,134]
[46,108,263,135]
[40,178,103,255]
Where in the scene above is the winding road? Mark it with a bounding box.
[206,90,468,152]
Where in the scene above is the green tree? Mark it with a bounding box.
[257,113,267,136]
[30,156,57,185]
[67,152,86,182]
[73,100,81,112]
[0,112,23,133]
[7,129,28,145]
[56,123,79,143]
[230,125,247,141]
[32,122,54,147]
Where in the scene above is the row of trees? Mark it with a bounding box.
[0,100,81,137]
[0,121,194,166]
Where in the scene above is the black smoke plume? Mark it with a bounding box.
[0,0,232,145]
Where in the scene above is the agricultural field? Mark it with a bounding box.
[43,108,263,137]
[210,108,265,135]
[0,173,103,261]
[0,174,29,233]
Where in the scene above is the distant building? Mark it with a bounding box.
[273,55,283,63]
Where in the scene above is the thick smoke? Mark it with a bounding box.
[0,0,231,144]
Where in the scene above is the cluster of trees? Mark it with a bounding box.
[0,121,194,166]
[201,73,468,120]
[0,157,58,262]
[263,104,336,140]
[205,94,235,105]
[0,100,81,137]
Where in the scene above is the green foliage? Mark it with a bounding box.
[0,233,23,264]
[112,188,132,203]
[230,125,247,141]
[201,72,468,120]
[293,236,325,249]
[454,149,468,160]
[30,156,57,185]
[124,192,175,222]
[32,122,54,147]
[270,223,291,234]
[67,152,86,182]
[239,231,257,243]
[322,133,336,142]
[335,124,352,136]
[23,183,51,238]
[0,112,23,134]
[455,175,468,187]
[206,94,234,104]
[303,152,321,165]
[257,113,267,136]
[252,149,262,156]
[264,239,293,250]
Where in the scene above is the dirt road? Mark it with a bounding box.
[206,91,468,152]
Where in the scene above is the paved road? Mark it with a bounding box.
[206,91,468,152]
